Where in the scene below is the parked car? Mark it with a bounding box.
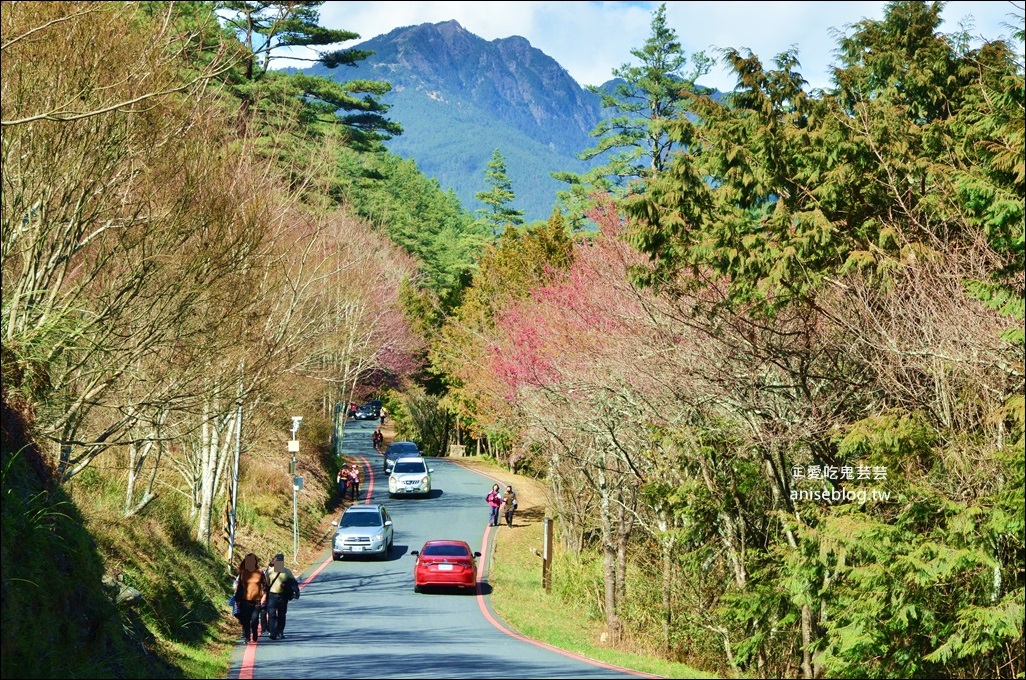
[383,440,421,472]
[330,504,394,560]
[410,539,480,592]
[388,456,433,497]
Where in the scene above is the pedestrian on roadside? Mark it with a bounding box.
[233,553,267,643]
[372,427,384,454]
[265,553,299,640]
[502,485,518,527]
[486,484,502,527]
[259,556,274,635]
[336,466,349,503]
[379,406,387,426]
[349,463,361,501]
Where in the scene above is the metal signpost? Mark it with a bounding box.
[290,416,303,563]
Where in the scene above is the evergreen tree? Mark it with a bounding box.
[474,149,524,237]
[216,1,400,148]
[553,2,711,219]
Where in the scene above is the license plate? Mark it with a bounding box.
[351,546,363,552]
[438,564,453,571]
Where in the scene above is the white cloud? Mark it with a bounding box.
[313,1,1023,92]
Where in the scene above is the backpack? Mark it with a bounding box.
[285,577,300,601]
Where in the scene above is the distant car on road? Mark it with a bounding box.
[354,403,379,420]
[410,539,480,592]
[383,440,421,472]
[388,456,433,497]
[330,504,394,560]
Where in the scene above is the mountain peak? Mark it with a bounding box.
[307,21,608,221]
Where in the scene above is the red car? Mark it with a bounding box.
[410,540,481,593]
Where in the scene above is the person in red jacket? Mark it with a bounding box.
[486,484,502,527]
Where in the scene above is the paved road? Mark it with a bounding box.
[227,419,656,679]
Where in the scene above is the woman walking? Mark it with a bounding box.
[234,553,267,643]
[486,484,502,527]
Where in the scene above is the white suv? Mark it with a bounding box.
[330,504,394,560]
[388,456,434,498]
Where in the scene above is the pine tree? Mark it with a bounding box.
[553,2,711,218]
[474,149,524,237]
[216,1,400,148]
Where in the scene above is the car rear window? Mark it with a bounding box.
[422,544,469,557]
[393,461,426,474]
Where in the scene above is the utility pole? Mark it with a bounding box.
[289,416,303,564]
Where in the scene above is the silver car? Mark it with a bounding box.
[388,456,434,498]
[331,504,394,560]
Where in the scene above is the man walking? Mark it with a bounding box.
[265,553,299,640]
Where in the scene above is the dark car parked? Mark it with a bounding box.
[383,441,421,472]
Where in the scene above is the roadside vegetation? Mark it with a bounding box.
[2,2,1023,680]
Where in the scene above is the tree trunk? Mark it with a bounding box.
[659,513,672,655]
[801,603,815,679]
[598,452,621,645]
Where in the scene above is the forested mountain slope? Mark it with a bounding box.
[302,20,608,222]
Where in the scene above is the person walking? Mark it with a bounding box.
[372,427,384,454]
[486,484,502,527]
[502,485,518,527]
[379,406,387,426]
[234,553,267,643]
[336,466,349,503]
[265,553,299,640]
[259,556,273,635]
[349,463,361,501]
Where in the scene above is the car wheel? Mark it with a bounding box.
[414,583,421,594]
[332,553,341,561]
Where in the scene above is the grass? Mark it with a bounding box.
[462,457,719,679]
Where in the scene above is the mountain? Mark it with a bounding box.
[303,20,608,223]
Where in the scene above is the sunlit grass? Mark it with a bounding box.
[487,505,718,679]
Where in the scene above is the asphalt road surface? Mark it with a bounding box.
[227,419,657,679]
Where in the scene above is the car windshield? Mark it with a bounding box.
[393,462,426,474]
[422,544,469,557]
[340,511,382,528]
[388,444,418,457]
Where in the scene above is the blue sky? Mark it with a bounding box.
[306,1,1023,92]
